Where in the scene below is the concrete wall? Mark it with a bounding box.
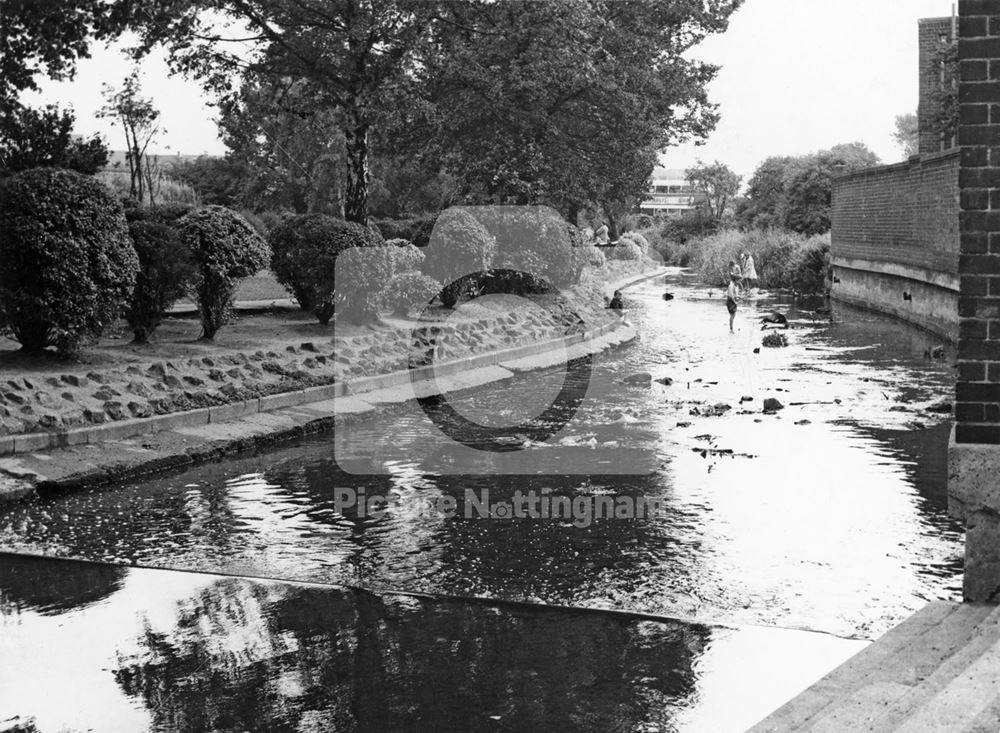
[830,150,960,341]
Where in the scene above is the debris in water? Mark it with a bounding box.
[689,403,731,417]
[762,332,788,348]
[623,372,652,386]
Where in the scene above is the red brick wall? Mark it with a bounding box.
[832,151,959,275]
[956,0,1000,444]
[919,17,958,155]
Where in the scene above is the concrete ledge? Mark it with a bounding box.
[833,256,958,292]
[948,425,1000,601]
[831,265,958,342]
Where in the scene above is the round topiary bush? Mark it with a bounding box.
[0,167,139,357]
[620,231,650,253]
[464,207,577,295]
[381,272,440,317]
[126,220,195,343]
[388,241,425,274]
[584,244,606,268]
[269,213,388,324]
[609,240,642,261]
[178,205,270,340]
[422,209,496,308]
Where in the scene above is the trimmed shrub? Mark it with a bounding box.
[388,241,425,273]
[469,208,580,295]
[334,241,396,323]
[382,272,440,317]
[608,240,642,261]
[620,231,650,253]
[126,220,195,343]
[178,205,270,339]
[584,244,606,268]
[268,213,367,322]
[0,167,139,356]
[422,209,496,307]
[372,215,438,247]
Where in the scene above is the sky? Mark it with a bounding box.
[23,0,956,180]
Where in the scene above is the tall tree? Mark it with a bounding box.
[0,104,108,175]
[782,142,880,235]
[685,160,741,224]
[737,155,803,230]
[739,143,880,235]
[0,1,124,176]
[892,113,919,158]
[391,0,739,225]
[127,0,440,223]
[99,70,163,204]
[0,0,127,111]
[217,76,345,214]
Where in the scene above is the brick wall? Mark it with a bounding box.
[956,0,1000,443]
[955,0,1000,444]
[832,151,959,275]
[919,16,958,155]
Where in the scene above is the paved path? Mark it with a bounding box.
[749,601,1000,732]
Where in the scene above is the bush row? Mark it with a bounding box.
[269,208,598,321]
[0,170,603,357]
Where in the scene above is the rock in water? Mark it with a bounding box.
[654,376,673,386]
[763,397,784,413]
[925,400,952,414]
[662,292,675,301]
[623,372,653,386]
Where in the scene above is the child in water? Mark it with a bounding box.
[726,274,740,333]
[608,289,629,325]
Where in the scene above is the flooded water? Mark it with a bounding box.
[0,270,963,642]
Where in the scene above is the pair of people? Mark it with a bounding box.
[730,251,758,292]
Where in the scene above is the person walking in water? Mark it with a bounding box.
[741,251,758,293]
[726,274,740,333]
[729,258,742,289]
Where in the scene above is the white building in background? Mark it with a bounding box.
[638,167,703,217]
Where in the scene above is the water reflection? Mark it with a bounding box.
[0,554,865,733]
[0,271,963,639]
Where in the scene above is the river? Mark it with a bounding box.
[0,268,963,642]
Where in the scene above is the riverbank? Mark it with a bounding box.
[0,262,664,497]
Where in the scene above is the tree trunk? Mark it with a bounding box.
[343,117,370,225]
[567,202,580,226]
[606,211,620,241]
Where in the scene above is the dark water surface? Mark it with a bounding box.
[0,553,865,732]
[0,270,962,645]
